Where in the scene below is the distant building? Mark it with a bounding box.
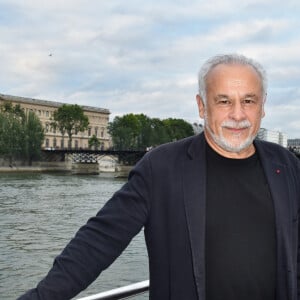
[192,123,204,135]
[288,138,300,153]
[0,93,110,150]
[257,128,287,147]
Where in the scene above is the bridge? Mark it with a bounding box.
[41,149,147,165]
[42,148,300,161]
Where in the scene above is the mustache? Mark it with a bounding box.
[221,120,251,129]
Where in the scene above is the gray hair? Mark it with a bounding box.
[198,54,267,102]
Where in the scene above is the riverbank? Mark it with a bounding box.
[0,166,67,173]
[0,161,70,173]
[0,163,133,177]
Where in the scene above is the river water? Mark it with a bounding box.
[0,172,148,299]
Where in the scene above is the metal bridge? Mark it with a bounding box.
[41,149,147,165]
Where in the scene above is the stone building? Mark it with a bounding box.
[0,93,110,150]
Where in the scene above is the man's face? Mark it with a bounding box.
[196,63,265,158]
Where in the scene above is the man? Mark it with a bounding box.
[19,54,300,300]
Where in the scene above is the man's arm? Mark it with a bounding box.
[17,156,152,300]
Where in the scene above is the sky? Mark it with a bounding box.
[0,0,300,138]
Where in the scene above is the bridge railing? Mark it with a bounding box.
[76,280,149,300]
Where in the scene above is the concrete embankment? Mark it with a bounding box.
[0,162,71,173]
[0,161,133,177]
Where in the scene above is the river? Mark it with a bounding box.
[0,172,149,299]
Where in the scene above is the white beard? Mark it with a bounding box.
[204,115,256,153]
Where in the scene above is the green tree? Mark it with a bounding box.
[0,102,45,165]
[23,111,45,165]
[88,134,101,150]
[0,103,25,164]
[108,114,139,150]
[163,118,194,141]
[51,104,89,148]
[109,114,194,150]
[149,118,169,146]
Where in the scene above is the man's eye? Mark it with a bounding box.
[243,99,254,104]
[219,99,230,105]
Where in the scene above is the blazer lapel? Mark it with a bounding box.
[182,134,207,300]
[256,142,292,300]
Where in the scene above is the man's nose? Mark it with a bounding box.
[228,102,246,121]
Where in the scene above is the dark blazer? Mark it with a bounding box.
[19,133,300,300]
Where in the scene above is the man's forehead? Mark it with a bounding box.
[207,64,262,86]
[228,79,244,86]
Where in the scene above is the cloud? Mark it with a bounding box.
[0,1,300,138]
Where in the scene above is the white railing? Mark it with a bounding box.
[76,280,149,300]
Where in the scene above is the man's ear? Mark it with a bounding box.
[261,94,267,118]
[196,94,205,119]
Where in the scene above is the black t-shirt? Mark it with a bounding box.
[205,143,276,300]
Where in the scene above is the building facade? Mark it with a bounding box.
[257,128,288,147]
[0,93,111,150]
[192,122,204,135]
[288,138,300,153]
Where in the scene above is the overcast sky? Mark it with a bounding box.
[1,0,300,138]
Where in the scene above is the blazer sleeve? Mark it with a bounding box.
[17,155,152,300]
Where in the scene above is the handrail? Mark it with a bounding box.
[76,280,149,300]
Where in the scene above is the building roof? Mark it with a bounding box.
[0,93,110,114]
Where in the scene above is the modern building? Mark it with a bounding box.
[257,128,288,147]
[288,138,300,153]
[0,93,111,150]
[192,122,204,135]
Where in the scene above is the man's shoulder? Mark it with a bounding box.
[255,139,299,167]
[146,134,204,160]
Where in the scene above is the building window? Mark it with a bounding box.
[45,123,49,132]
[61,139,64,149]
[45,139,49,148]
[46,111,49,117]
[95,127,98,137]
[88,127,92,136]
[75,140,78,149]
[53,138,57,148]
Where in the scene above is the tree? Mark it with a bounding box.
[162,118,194,141]
[0,102,45,165]
[51,104,89,148]
[148,118,169,146]
[23,111,45,165]
[88,135,101,150]
[109,114,194,150]
[108,114,139,150]
[0,103,25,164]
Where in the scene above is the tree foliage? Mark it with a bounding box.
[0,102,44,165]
[108,114,194,150]
[51,104,89,148]
[23,112,45,165]
[88,134,101,150]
